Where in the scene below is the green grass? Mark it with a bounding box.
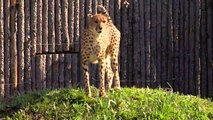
[0,87,213,120]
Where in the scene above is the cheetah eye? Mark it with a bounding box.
[94,20,98,23]
[103,20,106,23]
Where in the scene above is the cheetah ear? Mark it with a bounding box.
[87,14,93,19]
[87,14,93,23]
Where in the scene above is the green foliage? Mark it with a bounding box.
[1,87,213,120]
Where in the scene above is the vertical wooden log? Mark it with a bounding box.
[64,54,71,87]
[92,0,96,14]
[62,0,70,51]
[103,0,109,10]
[98,0,103,5]
[35,56,43,90]
[114,0,121,86]
[127,0,133,86]
[74,0,80,52]
[55,0,62,52]
[206,0,213,97]
[173,0,180,92]
[85,0,92,26]
[79,0,85,46]
[37,0,42,54]
[150,0,157,88]
[3,1,10,97]
[49,0,60,89]
[52,0,60,89]
[24,0,31,92]
[68,0,74,51]
[42,0,48,88]
[144,0,151,86]
[115,0,121,29]
[200,0,207,97]
[42,0,48,53]
[179,0,185,93]
[167,0,174,89]
[71,54,78,86]
[46,55,52,89]
[35,0,43,90]
[42,56,46,88]
[59,54,65,87]
[0,0,4,97]
[113,0,121,85]
[184,0,190,94]
[120,1,128,86]
[109,0,114,22]
[73,0,80,85]
[48,0,55,53]
[52,54,59,89]
[194,0,201,96]
[46,0,55,89]
[132,0,141,86]
[4,0,10,97]
[189,0,196,95]
[17,0,24,92]
[55,0,62,88]
[49,0,55,89]
[46,54,52,90]
[79,0,85,83]
[161,0,168,88]
[30,0,37,91]
[68,1,75,87]
[156,0,162,88]
[10,0,18,95]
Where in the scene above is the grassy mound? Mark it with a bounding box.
[0,87,213,119]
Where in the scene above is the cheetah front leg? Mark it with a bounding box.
[98,59,107,97]
[106,54,114,90]
[82,61,91,97]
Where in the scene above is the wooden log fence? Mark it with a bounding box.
[0,0,212,98]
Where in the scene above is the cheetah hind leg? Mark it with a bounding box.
[111,55,121,90]
[106,55,114,90]
[82,62,92,97]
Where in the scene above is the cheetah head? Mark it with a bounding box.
[87,14,107,34]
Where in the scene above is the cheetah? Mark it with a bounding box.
[81,6,121,97]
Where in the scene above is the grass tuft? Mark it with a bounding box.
[0,87,213,119]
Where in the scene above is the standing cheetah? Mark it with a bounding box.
[81,6,121,97]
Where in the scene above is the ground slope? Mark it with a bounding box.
[0,87,213,119]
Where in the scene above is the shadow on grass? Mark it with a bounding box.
[0,89,54,118]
